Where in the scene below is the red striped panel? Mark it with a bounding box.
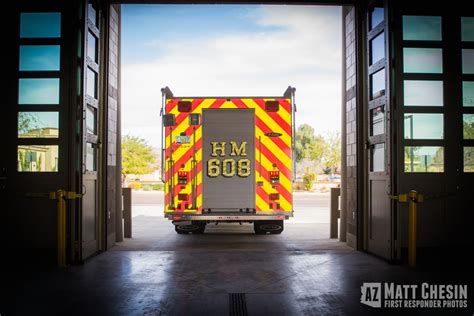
[231,98,249,109]
[233,98,291,156]
[255,159,292,204]
[256,136,291,181]
[277,98,291,114]
[255,116,291,156]
[166,99,179,113]
[166,126,201,152]
[256,186,268,207]
[209,99,226,108]
[171,157,202,201]
[175,99,204,126]
[253,99,291,135]
[171,139,203,175]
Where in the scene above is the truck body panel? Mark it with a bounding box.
[162,89,294,222]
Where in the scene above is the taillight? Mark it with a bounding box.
[178,193,188,201]
[269,170,280,184]
[178,171,188,184]
[265,100,279,112]
[269,193,279,200]
[178,101,192,112]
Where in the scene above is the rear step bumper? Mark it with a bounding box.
[166,213,292,221]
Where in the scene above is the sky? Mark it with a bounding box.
[121,5,342,148]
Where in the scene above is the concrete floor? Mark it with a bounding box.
[2,211,473,315]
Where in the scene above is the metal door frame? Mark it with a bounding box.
[80,0,104,259]
[362,0,395,260]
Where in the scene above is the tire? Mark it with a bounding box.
[254,220,284,234]
[175,221,206,234]
[175,226,189,234]
[254,222,266,234]
[192,221,206,234]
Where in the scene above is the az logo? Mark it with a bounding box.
[360,283,382,308]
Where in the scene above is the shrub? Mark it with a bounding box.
[303,172,316,191]
[128,181,141,190]
[151,183,164,191]
[141,184,152,191]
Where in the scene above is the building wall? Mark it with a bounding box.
[343,6,358,248]
[106,4,121,247]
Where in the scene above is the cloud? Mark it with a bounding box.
[122,5,342,148]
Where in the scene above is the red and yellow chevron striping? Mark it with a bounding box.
[164,97,293,215]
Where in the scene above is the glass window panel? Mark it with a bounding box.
[86,106,96,134]
[404,146,444,172]
[371,143,384,172]
[403,16,441,41]
[404,80,443,106]
[370,68,385,100]
[18,112,59,138]
[462,49,474,74]
[18,145,59,172]
[19,45,60,71]
[86,143,97,171]
[87,32,97,63]
[404,113,443,139]
[18,78,60,105]
[464,114,474,139]
[370,7,384,30]
[463,82,474,107]
[86,68,97,98]
[370,107,384,136]
[403,48,443,73]
[461,17,474,42]
[88,4,97,26]
[370,32,385,65]
[20,13,61,38]
[77,30,83,59]
[464,147,474,172]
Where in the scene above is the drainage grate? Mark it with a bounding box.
[229,293,248,316]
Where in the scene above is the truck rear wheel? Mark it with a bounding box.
[254,220,284,234]
[175,221,206,234]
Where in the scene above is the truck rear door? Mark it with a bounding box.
[202,108,255,211]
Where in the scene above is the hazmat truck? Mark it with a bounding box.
[160,86,296,234]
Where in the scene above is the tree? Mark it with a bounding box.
[18,112,40,135]
[295,124,326,163]
[323,131,341,174]
[295,124,315,162]
[464,115,474,139]
[121,135,155,184]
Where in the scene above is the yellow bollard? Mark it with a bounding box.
[50,190,67,268]
[57,190,66,268]
[49,190,82,268]
[408,190,417,268]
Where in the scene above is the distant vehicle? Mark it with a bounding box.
[294,176,303,182]
[160,86,296,235]
[328,175,341,182]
